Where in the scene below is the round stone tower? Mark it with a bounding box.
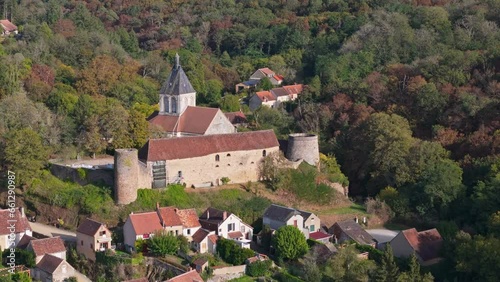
[286,133,320,166]
[114,149,139,205]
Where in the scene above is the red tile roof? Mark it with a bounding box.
[402,228,443,262]
[309,231,332,240]
[258,68,275,76]
[255,91,276,101]
[191,229,210,244]
[225,111,247,124]
[128,212,163,235]
[273,74,284,82]
[76,218,106,236]
[227,231,243,239]
[283,84,303,95]
[29,237,66,257]
[36,254,65,274]
[157,207,183,227]
[139,130,279,162]
[176,209,200,228]
[166,269,203,282]
[148,106,221,135]
[0,19,17,32]
[0,209,31,235]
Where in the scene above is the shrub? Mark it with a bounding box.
[247,260,272,277]
[366,198,394,223]
[76,168,87,180]
[221,177,230,185]
[216,238,255,265]
[148,231,180,257]
[272,226,309,260]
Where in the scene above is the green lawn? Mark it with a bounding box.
[317,203,368,215]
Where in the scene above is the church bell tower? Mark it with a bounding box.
[159,53,196,115]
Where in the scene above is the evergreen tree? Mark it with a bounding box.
[374,244,399,282]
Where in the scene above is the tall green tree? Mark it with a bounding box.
[324,244,376,282]
[272,225,308,260]
[374,245,399,282]
[148,231,180,257]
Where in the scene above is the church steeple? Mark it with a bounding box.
[159,54,197,116]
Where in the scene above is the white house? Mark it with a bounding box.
[198,208,253,248]
[0,208,32,251]
[191,229,218,254]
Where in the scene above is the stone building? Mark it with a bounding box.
[76,218,112,261]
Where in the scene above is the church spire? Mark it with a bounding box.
[175,53,180,69]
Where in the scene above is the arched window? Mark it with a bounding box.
[163,96,169,113]
[226,153,231,157]
[172,97,177,113]
[262,150,267,157]
[215,155,220,162]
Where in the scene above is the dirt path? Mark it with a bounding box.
[30,222,77,242]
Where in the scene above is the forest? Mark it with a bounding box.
[0,0,499,281]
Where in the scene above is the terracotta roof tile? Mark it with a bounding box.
[309,231,332,240]
[76,218,105,236]
[129,212,163,235]
[0,209,31,235]
[258,68,275,76]
[225,111,247,124]
[166,269,203,282]
[148,106,223,134]
[191,229,210,244]
[283,84,303,94]
[0,20,17,32]
[208,234,218,244]
[273,74,284,82]
[176,209,200,228]
[139,130,279,162]
[36,254,64,274]
[227,231,243,239]
[402,228,443,261]
[255,91,276,101]
[29,237,66,257]
[157,207,183,227]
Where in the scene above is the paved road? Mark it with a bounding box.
[29,222,77,242]
[366,229,399,244]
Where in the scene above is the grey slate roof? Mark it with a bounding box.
[299,210,313,220]
[36,254,64,274]
[263,204,301,223]
[330,220,375,245]
[160,54,196,96]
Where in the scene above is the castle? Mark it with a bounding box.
[113,55,320,205]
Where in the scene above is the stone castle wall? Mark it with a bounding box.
[114,149,140,205]
[286,133,320,166]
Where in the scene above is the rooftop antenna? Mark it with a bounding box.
[175,53,180,68]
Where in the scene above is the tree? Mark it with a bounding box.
[128,109,149,148]
[204,79,223,104]
[324,244,376,282]
[397,253,434,282]
[260,77,273,91]
[220,94,240,112]
[79,116,106,159]
[272,225,308,260]
[373,245,399,282]
[2,128,48,185]
[148,231,180,257]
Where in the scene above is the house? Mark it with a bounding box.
[192,257,208,273]
[224,111,247,127]
[124,205,202,252]
[191,229,218,254]
[262,204,319,239]
[250,68,284,86]
[149,53,236,137]
[0,208,32,251]
[31,254,75,282]
[389,228,443,266]
[328,220,376,247]
[76,218,112,261]
[166,269,204,282]
[27,237,66,263]
[0,19,17,36]
[16,234,34,249]
[235,79,260,93]
[137,130,280,188]
[309,231,333,244]
[199,208,253,241]
[249,84,304,110]
[123,211,163,252]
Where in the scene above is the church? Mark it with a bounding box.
[147,54,236,136]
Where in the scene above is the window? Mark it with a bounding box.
[215,155,220,162]
[187,229,191,235]
[100,231,106,236]
[216,165,219,167]
[175,230,178,236]
[226,153,231,157]
[90,243,93,249]
[262,150,267,157]
[172,98,177,113]
[178,171,182,177]
[163,96,169,112]
[310,225,315,232]
[293,220,297,227]
[81,241,83,246]
[241,226,245,233]
[143,233,150,239]
[228,223,235,232]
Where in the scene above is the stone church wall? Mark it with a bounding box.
[204,110,237,135]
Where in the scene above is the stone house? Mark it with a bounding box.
[249,68,284,86]
[390,228,443,266]
[123,211,164,252]
[76,218,112,261]
[137,130,280,188]
[0,19,17,36]
[0,208,32,251]
[157,204,201,238]
[249,84,304,110]
[262,204,314,238]
[328,220,376,247]
[191,229,218,254]
[31,254,75,282]
[27,237,66,264]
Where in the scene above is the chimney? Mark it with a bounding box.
[175,53,180,68]
[156,202,160,210]
[207,210,209,219]
[19,207,25,218]
[223,211,227,220]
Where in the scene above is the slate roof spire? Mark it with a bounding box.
[160,54,195,96]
